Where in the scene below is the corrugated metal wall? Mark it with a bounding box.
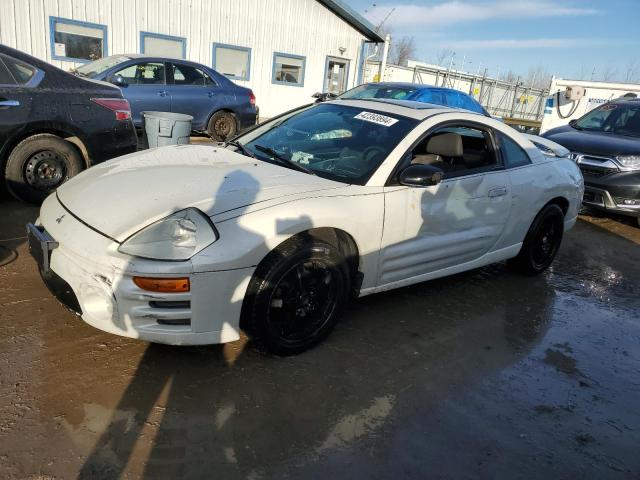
[0,0,366,117]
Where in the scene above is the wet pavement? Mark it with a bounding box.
[1,192,639,480]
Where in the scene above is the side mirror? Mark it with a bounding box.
[312,92,337,103]
[108,74,127,87]
[398,164,444,187]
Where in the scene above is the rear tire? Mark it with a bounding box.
[207,111,237,141]
[4,134,84,204]
[508,204,564,276]
[241,237,351,356]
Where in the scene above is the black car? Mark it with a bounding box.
[543,98,640,226]
[0,45,137,203]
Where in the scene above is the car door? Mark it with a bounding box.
[378,122,512,286]
[0,53,38,150]
[110,61,170,126]
[166,62,218,129]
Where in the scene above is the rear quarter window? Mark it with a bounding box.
[0,54,37,85]
[498,132,532,168]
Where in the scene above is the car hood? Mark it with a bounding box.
[543,125,640,156]
[56,145,343,241]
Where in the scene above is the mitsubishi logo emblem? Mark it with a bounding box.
[55,214,65,224]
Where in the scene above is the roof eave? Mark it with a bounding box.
[316,0,385,43]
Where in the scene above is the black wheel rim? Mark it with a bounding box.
[24,150,67,191]
[531,217,560,268]
[214,117,233,137]
[267,260,338,343]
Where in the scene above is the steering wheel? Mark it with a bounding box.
[362,146,386,166]
[312,158,361,176]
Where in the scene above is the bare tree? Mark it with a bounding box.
[499,70,519,83]
[524,65,552,89]
[434,48,455,67]
[389,36,416,66]
[600,64,618,82]
[624,61,639,83]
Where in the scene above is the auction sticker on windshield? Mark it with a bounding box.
[354,111,399,127]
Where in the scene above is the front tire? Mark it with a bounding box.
[4,134,84,204]
[508,204,564,276]
[207,111,237,141]
[241,238,351,356]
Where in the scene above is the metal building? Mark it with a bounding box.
[0,0,383,118]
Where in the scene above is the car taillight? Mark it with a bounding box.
[91,98,132,121]
[249,90,256,106]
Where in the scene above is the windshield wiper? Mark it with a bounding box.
[253,144,315,175]
[224,139,254,158]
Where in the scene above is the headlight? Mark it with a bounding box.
[118,208,217,260]
[614,155,640,171]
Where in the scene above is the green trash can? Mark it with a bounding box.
[142,111,193,148]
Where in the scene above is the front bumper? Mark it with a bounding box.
[579,163,640,218]
[583,182,640,218]
[35,195,253,345]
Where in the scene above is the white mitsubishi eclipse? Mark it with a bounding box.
[28,99,583,355]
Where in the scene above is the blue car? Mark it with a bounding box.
[73,54,257,140]
[339,82,490,116]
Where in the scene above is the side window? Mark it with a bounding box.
[171,64,215,86]
[498,132,531,168]
[0,59,16,85]
[114,62,165,85]
[0,54,36,85]
[410,124,500,177]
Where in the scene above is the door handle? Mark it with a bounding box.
[0,99,20,107]
[208,92,215,98]
[157,91,168,97]
[488,186,508,198]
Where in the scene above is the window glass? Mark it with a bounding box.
[114,62,165,85]
[52,19,105,61]
[214,45,250,80]
[0,54,36,85]
[76,55,130,77]
[273,54,305,85]
[0,59,15,85]
[141,33,184,59]
[171,64,214,86]
[575,103,640,137]
[340,84,416,100]
[238,103,418,185]
[410,125,499,177]
[498,132,531,168]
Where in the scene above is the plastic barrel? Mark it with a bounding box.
[142,111,193,148]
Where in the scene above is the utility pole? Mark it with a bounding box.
[380,34,391,82]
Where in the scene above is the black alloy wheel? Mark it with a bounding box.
[242,238,351,355]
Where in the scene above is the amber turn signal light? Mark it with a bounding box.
[133,277,190,293]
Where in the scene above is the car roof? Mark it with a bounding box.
[328,98,462,120]
[365,82,470,94]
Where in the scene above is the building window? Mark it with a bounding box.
[140,32,186,59]
[272,52,305,87]
[49,17,107,62]
[212,43,251,81]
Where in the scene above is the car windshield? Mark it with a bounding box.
[574,102,640,137]
[235,103,419,185]
[75,55,131,77]
[340,84,417,100]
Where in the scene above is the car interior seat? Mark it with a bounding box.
[411,132,464,172]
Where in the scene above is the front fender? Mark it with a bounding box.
[192,189,385,290]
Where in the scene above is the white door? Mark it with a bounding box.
[324,57,349,95]
[377,124,512,286]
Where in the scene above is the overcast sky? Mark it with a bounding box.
[347,0,638,82]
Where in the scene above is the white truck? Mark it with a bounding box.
[540,77,640,133]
